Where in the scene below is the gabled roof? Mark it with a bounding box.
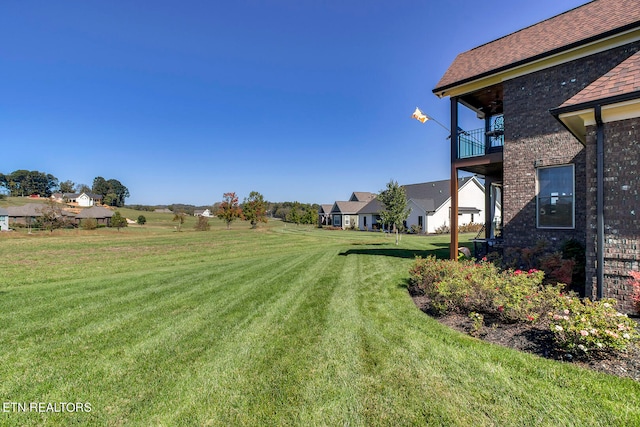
[5,203,75,218]
[319,204,333,214]
[358,198,384,215]
[551,49,640,143]
[558,50,640,109]
[75,206,114,219]
[331,201,369,215]
[434,0,640,93]
[404,177,475,210]
[349,192,376,202]
[358,177,478,215]
[0,208,8,216]
[409,198,436,213]
[7,203,48,217]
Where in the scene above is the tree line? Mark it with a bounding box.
[0,170,130,207]
[171,191,319,231]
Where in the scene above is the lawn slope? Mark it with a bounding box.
[0,224,638,426]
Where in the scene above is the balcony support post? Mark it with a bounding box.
[450,97,459,260]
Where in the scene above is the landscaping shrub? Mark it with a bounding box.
[434,224,449,234]
[549,297,639,354]
[194,216,210,231]
[409,256,639,359]
[539,252,575,287]
[409,224,422,234]
[81,218,98,230]
[409,256,564,323]
[502,239,584,290]
[458,222,483,233]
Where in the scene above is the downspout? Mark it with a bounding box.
[595,105,604,300]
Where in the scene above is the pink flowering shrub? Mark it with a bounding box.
[630,270,640,314]
[549,297,639,354]
[409,256,564,322]
[409,257,639,358]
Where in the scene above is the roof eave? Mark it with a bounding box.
[550,90,640,144]
[433,23,640,97]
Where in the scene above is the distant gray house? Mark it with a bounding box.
[0,208,8,231]
[7,203,47,226]
[349,192,376,202]
[6,203,75,227]
[75,206,114,226]
[318,204,333,226]
[330,201,369,229]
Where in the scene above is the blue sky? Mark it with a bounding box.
[1,1,587,206]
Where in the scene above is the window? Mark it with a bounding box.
[537,164,574,228]
[345,216,350,226]
[363,217,367,227]
[333,215,341,226]
[418,216,423,227]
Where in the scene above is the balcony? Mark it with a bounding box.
[454,116,503,176]
[458,116,504,159]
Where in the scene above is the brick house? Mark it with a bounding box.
[433,0,640,311]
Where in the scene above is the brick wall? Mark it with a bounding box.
[585,119,640,313]
[501,42,640,256]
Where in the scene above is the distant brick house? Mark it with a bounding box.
[434,0,640,311]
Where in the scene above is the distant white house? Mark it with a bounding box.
[358,176,492,233]
[63,192,103,207]
[0,208,9,231]
[194,209,213,217]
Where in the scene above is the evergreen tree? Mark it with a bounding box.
[111,211,128,231]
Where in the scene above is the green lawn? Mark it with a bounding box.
[1,216,639,426]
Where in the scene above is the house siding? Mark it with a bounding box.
[585,118,640,313]
[501,42,640,253]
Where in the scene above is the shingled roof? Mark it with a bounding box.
[75,206,114,219]
[558,49,640,109]
[359,177,478,215]
[331,201,369,215]
[434,0,640,93]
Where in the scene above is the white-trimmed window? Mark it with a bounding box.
[537,164,575,229]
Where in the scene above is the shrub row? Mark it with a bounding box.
[409,256,639,357]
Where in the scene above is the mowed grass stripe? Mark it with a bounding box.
[136,249,340,425]
[0,250,319,395]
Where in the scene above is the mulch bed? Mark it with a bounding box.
[410,293,640,382]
